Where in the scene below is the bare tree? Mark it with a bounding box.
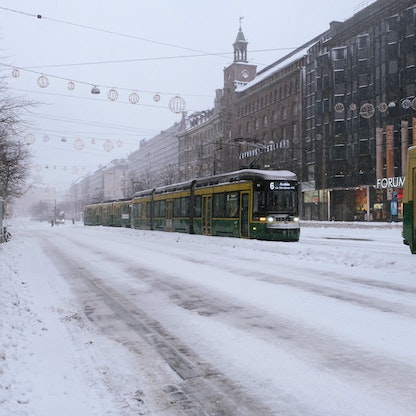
[0,75,33,199]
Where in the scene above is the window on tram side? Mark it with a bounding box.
[194,196,202,217]
[181,197,190,217]
[225,192,239,218]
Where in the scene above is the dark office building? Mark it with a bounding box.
[303,0,416,220]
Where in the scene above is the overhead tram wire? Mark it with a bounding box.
[21,48,296,70]
[0,6,231,59]
[0,6,296,70]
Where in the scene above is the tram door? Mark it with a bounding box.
[240,192,250,238]
[166,199,173,231]
[202,195,212,235]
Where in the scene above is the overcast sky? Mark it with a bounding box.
[0,0,364,190]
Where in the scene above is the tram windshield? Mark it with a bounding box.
[253,180,298,214]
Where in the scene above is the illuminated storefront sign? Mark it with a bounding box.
[376,176,405,189]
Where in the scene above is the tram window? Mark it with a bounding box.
[194,195,201,217]
[132,203,140,218]
[253,192,259,214]
[181,197,189,216]
[225,192,239,217]
[153,201,159,217]
[213,193,225,217]
[173,198,181,217]
[159,200,166,217]
[266,190,296,211]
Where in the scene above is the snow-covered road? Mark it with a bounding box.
[1,220,415,415]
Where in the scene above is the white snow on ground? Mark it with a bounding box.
[0,219,415,415]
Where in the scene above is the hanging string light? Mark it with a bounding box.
[25,133,36,145]
[37,75,49,88]
[74,138,85,150]
[6,63,203,109]
[107,88,119,101]
[377,102,388,112]
[168,95,186,114]
[103,140,114,152]
[128,91,140,104]
[334,103,344,113]
[359,103,375,119]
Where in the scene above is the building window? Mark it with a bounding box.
[292,102,298,116]
[333,47,346,59]
[359,139,369,155]
[357,35,368,49]
[292,123,298,138]
[387,16,398,32]
[334,145,346,160]
[272,111,277,125]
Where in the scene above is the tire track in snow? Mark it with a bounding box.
[40,236,277,416]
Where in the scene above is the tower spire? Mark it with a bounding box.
[233,18,248,63]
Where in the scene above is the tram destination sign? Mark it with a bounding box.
[376,176,405,189]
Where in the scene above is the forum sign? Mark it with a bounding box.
[376,176,405,189]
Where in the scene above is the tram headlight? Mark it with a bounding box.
[266,216,274,222]
[294,216,300,222]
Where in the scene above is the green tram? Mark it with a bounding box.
[403,146,416,254]
[84,169,300,242]
[84,198,131,228]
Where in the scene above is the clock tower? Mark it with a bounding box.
[223,18,257,90]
